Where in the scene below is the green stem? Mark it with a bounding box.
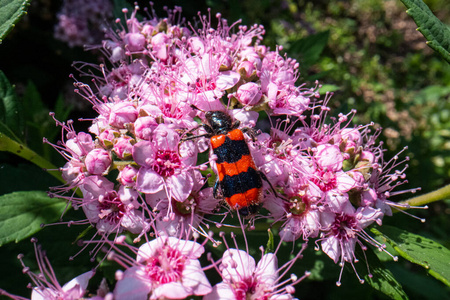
[0,132,64,184]
[395,184,450,211]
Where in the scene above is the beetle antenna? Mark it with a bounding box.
[190,104,206,113]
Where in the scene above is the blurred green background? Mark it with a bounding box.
[0,0,449,299]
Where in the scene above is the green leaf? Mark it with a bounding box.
[400,0,450,63]
[113,0,136,22]
[288,30,330,70]
[388,263,450,300]
[0,191,66,245]
[0,70,24,141]
[371,225,450,287]
[356,246,409,299]
[22,81,45,119]
[0,163,59,195]
[0,0,31,42]
[54,93,72,124]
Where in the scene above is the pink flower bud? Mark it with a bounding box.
[151,32,169,60]
[134,116,158,140]
[98,128,119,148]
[124,32,146,52]
[219,54,233,70]
[117,165,138,187]
[316,144,344,172]
[240,48,261,68]
[85,149,111,175]
[104,41,125,63]
[141,24,154,36]
[236,82,262,106]
[341,128,362,147]
[66,132,94,157]
[361,150,375,163]
[237,60,255,79]
[108,102,138,128]
[61,161,83,184]
[113,136,134,159]
[188,37,205,55]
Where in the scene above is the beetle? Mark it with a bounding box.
[186,110,270,216]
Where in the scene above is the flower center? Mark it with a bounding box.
[289,196,307,215]
[331,214,358,240]
[233,277,269,300]
[312,169,337,192]
[161,103,183,119]
[152,150,181,177]
[195,77,216,92]
[145,246,186,284]
[98,192,125,224]
[174,196,196,215]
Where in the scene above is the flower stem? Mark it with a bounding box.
[396,184,450,210]
[0,132,64,184]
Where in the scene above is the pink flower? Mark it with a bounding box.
[134,124,197,202]
[205,233,309,300]
[80,176,146,234]
[31,271,94,300]
[113,236,212,300]
[0,240,104,300]
[146,170,219,238]
[319,202,384,285]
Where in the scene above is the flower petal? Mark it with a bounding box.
[182,259,212,295]
[136,168,164,194]
[255,253,278,286]
[221,249,255,282]
[166,173,193,202]
[61,270,94,298]
[321,236,341,264]
[151,282,190,300]
[114,267,151,300]
[203,282,235,300]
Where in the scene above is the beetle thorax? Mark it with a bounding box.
[205,111,233,134]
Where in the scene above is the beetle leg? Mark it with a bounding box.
[181,124,213,141]
[242,127,259,142]
[259,171,288,201]
[213,178,220,199]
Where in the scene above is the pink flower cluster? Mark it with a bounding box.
[36,5,419,299]
[54,0,113,47]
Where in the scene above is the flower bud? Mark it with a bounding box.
[85,149,111,175]
[66,132,94,157]
[124,32,146,52]
[236,82,262,106]
[118,166,138,187]
[151,32,169,60]
[98,128,119,148]
[113,136,134,159]
[61,161,83,184]
[109,102,138,128]
[237,60,256,79]
[134,116,158,140]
